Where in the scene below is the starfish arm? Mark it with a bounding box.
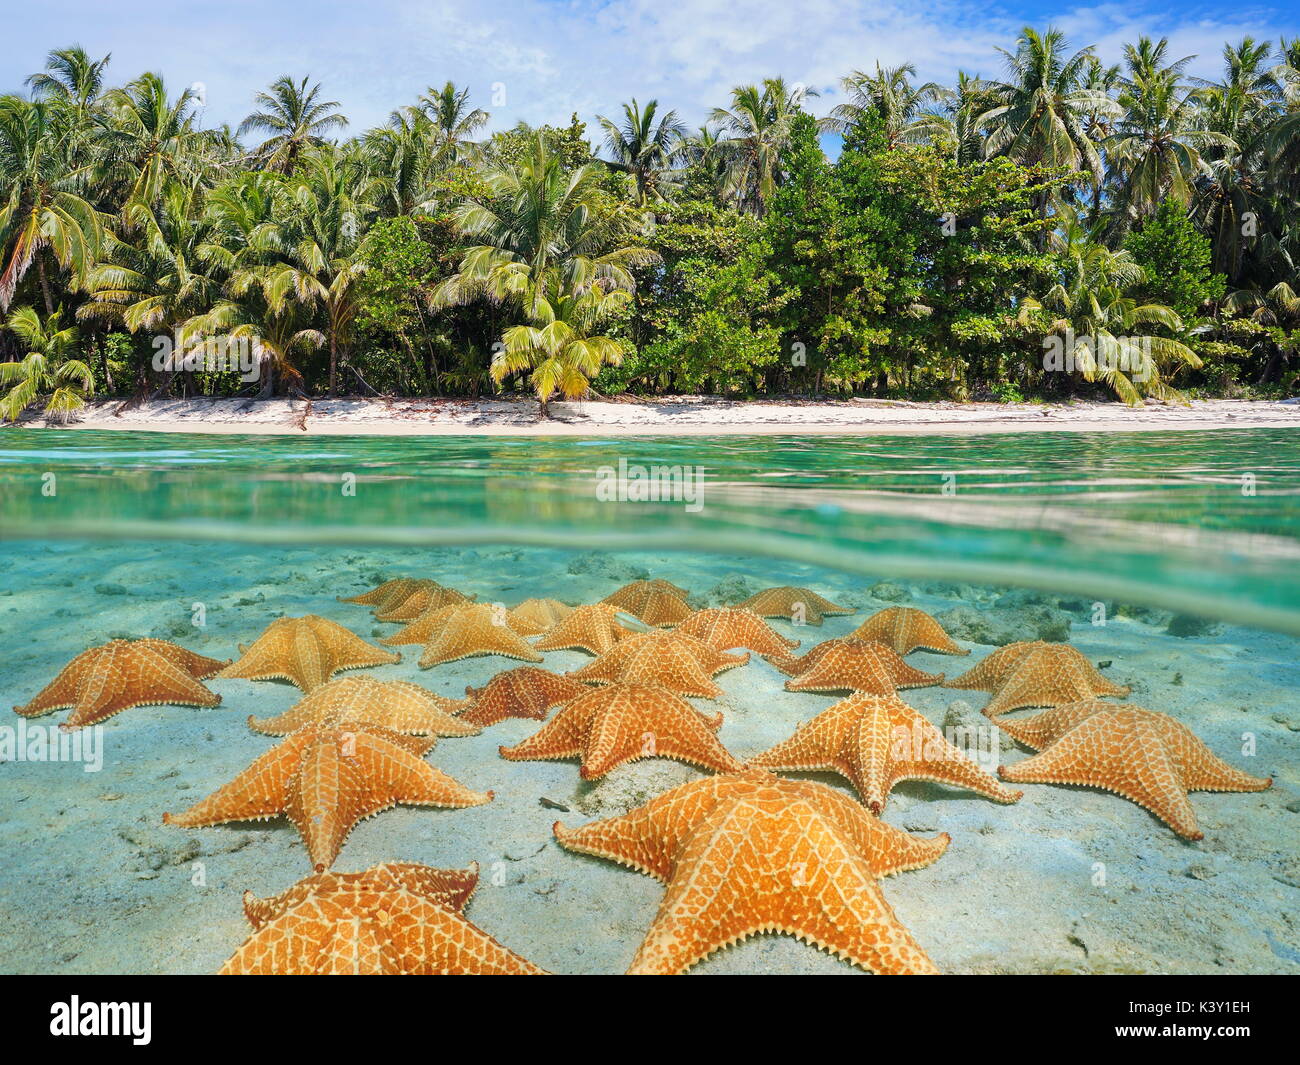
[802,781,952,875]
[883,715,1022,807]
[143,640,232,679]
[14,649,101,716]
[747,706,853,776]
[63,656,222,729]
[164,734,306,827]
[498,705,591,763]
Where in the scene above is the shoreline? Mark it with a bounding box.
[8,395,1300,436]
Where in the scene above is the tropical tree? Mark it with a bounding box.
[238,76,347,174]
[417,81,488,159]
[597,98,686,204]
[0,304,93,421]
[826,63,949,148]
[0,95,102,313]
[710,78,815,214]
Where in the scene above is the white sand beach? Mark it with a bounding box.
[14,395,1300,436]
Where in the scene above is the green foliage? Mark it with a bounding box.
[1124,200,1225,321]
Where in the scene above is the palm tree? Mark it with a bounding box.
[26,45,111,119]
[710,78,815,215]
[825,63,949,147]
[434,134,656,412]
[1023,209,1201,403]
[418,81,488,158]
[598,98,686,204]
[979,27,1116,185]
[238,76,348,174]
[364,107,438,217]
[0,96,102,313]
[0,305,93,422]
[923,71,996,164]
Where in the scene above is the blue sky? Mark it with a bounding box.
[3,0,1297,137]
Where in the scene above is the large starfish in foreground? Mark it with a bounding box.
[247,676,477,738]
[499,683,743,779]
[554,770,947,974]
[568,631,748,698]
[946,641,1130,717]
[997,700,1272,840]
[749,692,1021,812]
[602,580,694,627]
[164,723,492,871]
[14,638,229,730]
[222,862,546,974]
[461,667,586,727]
[850,607,969,656]
[219,616,400,693]
[534,603,639,655]
[670,607,799,655]
[737,586,854,626]
[771,638,944,693]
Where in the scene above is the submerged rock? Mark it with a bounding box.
[868,581,911,603]
[936,603,1072,645]
[565,551,649,583]
[1167,613,1226,638]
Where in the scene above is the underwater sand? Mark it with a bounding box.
[0,542,1296,975]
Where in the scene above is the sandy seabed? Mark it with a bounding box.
[0,541,1296,975]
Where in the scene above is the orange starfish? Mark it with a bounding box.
[749,692,1021,812]
[506,599,574,637]
[14,638,228,730]
[997,700,1272,840]
[373,581,474,622]
[569,631,748,698]
[417,603,545,669]
[946,641,1130,717]
[850,607,969,656]
[774,638,944,693]
[378,603,461,647]
[339,578,426,610]
[222,862,546,974]
[554,770,947,974]
[602,580,694,627]
[247,676,477,738]
[164,723,492,871]
[219,616,400,693]
[461,667,586,728]
[499,683,743,780]
[670,607,799,655]
[534,603,639,655]
[737,586,854,626]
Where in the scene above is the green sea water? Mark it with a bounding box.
[1,427,1298,633]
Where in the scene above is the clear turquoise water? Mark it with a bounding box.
[2,428,1299,632]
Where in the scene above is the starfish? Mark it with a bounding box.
[219,616,400,693]
[946,641,1130,717]
[379,603,543,669]
[247,676,478,738]
[506,598,574,637]
[997,700,1272,840]
[340,578,471,616]
[222,862,546,974]
[373,581,474,622]
[749,692,1021,812]
[164,723,492,871]
[670,607,799,656]
[378,603,461,647]
[14,638,229,730]
[499,683,743,780]
[534,603,639,655]
[737,586,854,626]
[601,580,694,627]
[554,770,948,974]
[461,667,586,728]
[568,632,747,698]
[773,638,944,693]
[850,607,969,656]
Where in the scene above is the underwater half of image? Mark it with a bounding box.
[0,428,1296,974]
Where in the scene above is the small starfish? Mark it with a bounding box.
[408,603,545,669]
[223,862,546,974]
[461,667,586,728]
[506,599,574,637]
[14,638,229,730]
[374,581,474,622]
[499,683,743,780]
[774,638,944,693]
[946,641,1130,717]
[850,607,969,656]
[670,607,799,655]
[737,586,855,626]
[569,631,747,698]
[534,603,639,655]
[164,723,492,871]
[219,615,400,693]
[749,692,1021,812]
[247,676,477,738]
[554,770,947,974]
[997,700,1272,840]
[339,578,425,610]
[602,580,694,627]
